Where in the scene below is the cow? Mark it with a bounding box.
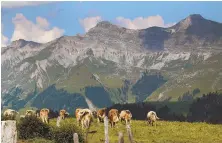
[108,109,119,128]
[20,115,26,119]
[78,109,93,129]
[25,110,37,117]
[97,108,106,123]
[147,111,160,127]
[75,108,83,126]
[3,109,19,120]
[40,108,50,124]
[59,109,69,120]
[119,110,132,124]
[91,110,97,119]
[75,108,93,126]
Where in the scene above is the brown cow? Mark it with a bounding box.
[97,108,106,123]
[59,109,69,120]
[119,110,132,124]
[40,108,50,124]
[25,110,37,117]
[79,109,93,129]
[108,109,119,128]
[75,108,92,125]
[75,108,82,126]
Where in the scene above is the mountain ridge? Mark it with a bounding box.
[2,14,222,113]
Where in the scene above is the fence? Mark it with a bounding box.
[1,117,134,143]
[1,120,17,143]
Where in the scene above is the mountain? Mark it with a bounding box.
[2,14,222,113]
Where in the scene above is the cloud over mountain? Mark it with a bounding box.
[116,15,176,29]
[79,16,102,32]
[11,13,64,43]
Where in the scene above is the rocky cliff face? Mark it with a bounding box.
[2,14,222,112]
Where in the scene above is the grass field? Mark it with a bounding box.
[18,118,222,143]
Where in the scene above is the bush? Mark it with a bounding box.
[51,123,84,143]
[17,116,51,139]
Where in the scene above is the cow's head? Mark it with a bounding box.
[92,110,97,118]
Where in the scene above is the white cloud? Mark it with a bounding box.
[1,34,9,47]
[36,16,49,29]
[11,13,64,43]
[79,16,102,32]
[1,1,53,8]
[1,24,9,47]
[116,15,176,29]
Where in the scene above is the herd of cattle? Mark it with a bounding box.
[3,108,160,129]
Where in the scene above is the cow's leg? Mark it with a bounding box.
[45,117,49,124]
[77,119,79,126]
[125,119,128,125]
[87,120,90,128]
[44,117,47,124]
[41,116,44,123]
[81,120,84,129]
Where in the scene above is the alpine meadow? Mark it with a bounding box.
[1,1,222,143]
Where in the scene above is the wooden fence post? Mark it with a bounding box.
[104,116,109,143]
[73,133,79,143]
[56,116,61,127]
[1,120,17,143]
[118,132,124,143]
[126,124,134,143]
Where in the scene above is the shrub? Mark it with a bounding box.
[51,123,84,143]
[17,116,51,139]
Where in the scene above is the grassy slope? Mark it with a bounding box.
[147,53,222,102]
[18,118,222,143]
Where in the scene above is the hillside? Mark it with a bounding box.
[1,14,222,112]
[18,118,222,143]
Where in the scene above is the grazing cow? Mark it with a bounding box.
[75,108,93,125]
[97,108,106,123]
[75,108,83,126]
[147,111,160,127]
[91,110,97,119]
[40,108,50,124]
[79,109,93,129]
[25,110,36,117]
[20,115,26,119]
[36,109,40,117]
[119,110,132,124]
[59,109,69,120]
[3,109,19,119]
[108,109,119,128]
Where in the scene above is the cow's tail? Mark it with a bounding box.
[154,112,160,120]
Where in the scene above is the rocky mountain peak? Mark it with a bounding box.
[187,14,204,20]
[10,39,41,48]
[95,21,117,28]
[173,14,205,31]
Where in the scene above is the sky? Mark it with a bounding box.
[1,1,222,47]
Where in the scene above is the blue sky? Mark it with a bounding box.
[1,1,222,46]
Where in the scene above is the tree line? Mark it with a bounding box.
[107,92,222,124]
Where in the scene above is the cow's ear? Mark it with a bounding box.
[46,109,50,113]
